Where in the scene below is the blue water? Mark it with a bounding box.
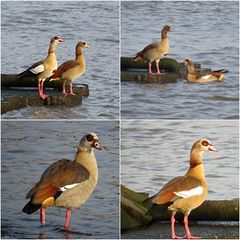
[1,121,119,239]
[1,1,119,119]
[121,1,239,119]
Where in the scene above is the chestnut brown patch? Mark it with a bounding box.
[202,140,209,146]
[86,134,94,142]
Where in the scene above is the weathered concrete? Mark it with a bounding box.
[1,84,89,114]
[121,57,182,73]
[121,185,239,231]
[1,73,65,89]
[121,71,179,84]
[121,185,152,231]
[121,57,212,84]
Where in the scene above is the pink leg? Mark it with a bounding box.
[156,60,161,74]
[69,81,76,96]
[38,82,42,97]
[64,208,72,229]
[183,216,200,239]
[148,63,153,74]
[171,215,183,239]
[62,81,67,96]
[40,207,46,225]
[40,81,48,99]
[38,81,48,100]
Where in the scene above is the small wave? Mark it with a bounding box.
[206,95,239,101]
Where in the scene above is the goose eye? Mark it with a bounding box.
[202,140,209,146]
[54,36,58,40]
[86,134,94,142]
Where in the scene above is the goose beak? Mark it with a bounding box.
[59,37,64,43]
[93,141,102,150]
[208,145,218,152]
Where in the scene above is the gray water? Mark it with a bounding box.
[121,1,239,119]
[1,121,119,239]
[1,1,119,119]
[121,120,239,200]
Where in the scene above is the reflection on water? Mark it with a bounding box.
[121,120,239,200]
[1,121,119,239]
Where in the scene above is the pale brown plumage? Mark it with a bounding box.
[133,25,171,74]
[48,41,89,96]
[22,132,102,229]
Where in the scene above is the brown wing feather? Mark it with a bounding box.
[31,184,59,204]
[151,176,201,205]
[26,159,89,203]
[50,60,79,79]
[135,43,159,58]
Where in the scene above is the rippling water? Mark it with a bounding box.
[121,1,239,119]
[1,121,119,239]
[1,1,119,119]
[121,120,239,200]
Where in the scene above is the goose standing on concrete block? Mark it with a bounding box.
[18,36,64,100]
[22,132,102,229]
[48,41,89,96]
[183,59,229,83]
[133,25,171,75]
[145,139,218,239]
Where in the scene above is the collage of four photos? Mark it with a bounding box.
[1,0,239,239]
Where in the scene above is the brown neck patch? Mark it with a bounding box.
[190,151,203,168]
[161,31,168,39]
[190,159,202,168]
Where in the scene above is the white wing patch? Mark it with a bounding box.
[174,186,203,198]
[60,183,79,192]
[30,64,45,74]
[201,75,211,80]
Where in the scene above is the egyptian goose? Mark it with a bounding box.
[145,139,218,239]
[183,59,229,83]
[22,132,101,229]
[48,41,89,96]
[133,25,171,75]
[18,36,64,100]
